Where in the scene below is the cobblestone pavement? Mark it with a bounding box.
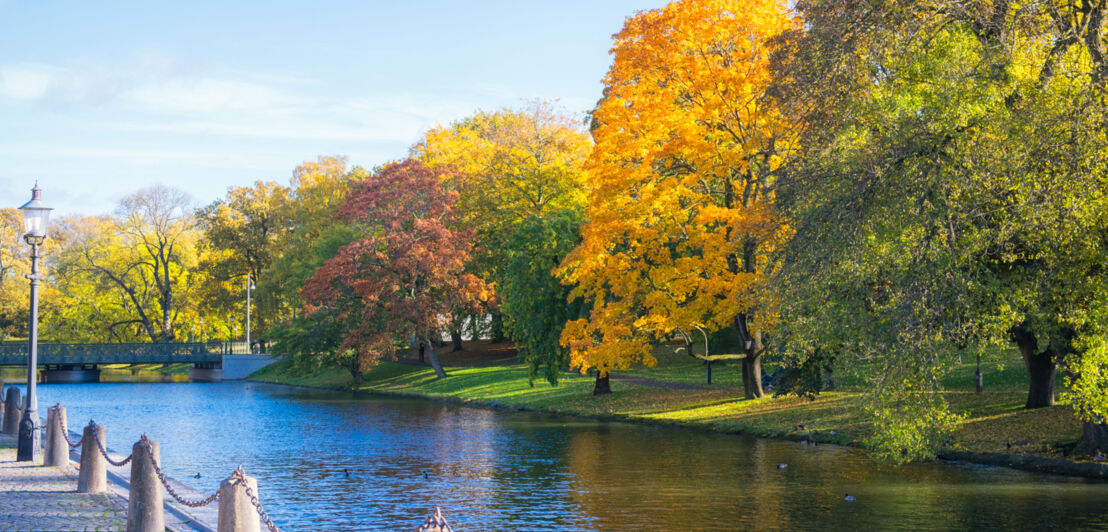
[0,436,127,532]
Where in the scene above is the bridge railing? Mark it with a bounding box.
[0,341,262,357]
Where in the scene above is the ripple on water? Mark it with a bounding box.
[26,381,1108,531]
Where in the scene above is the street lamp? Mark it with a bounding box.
[17,183,51,462]
[246,273,255,353]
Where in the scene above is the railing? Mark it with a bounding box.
[0,341,263,356]
[26,401,455,532]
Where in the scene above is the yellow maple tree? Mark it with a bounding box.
[559,0,797,397]
[414,103,591,240]
[413,104,592,346]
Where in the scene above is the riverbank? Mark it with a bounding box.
[250,343,1108,480]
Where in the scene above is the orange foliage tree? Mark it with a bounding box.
[558,0,796,397]
[300,159,486,382]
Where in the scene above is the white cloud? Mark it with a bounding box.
[126,78,301,113]
[0,57,491,145]
[0,55,582,160]
[0,63,60,100]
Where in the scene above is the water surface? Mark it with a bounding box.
[26,382,1108,531]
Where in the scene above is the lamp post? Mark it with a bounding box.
[246,273,255,353]
[17,184,51,462]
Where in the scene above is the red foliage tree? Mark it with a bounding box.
[301,159,484,381]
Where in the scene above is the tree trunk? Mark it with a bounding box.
[1012,324,1056,408]
[469,314,481,342]
[422,338,448,379]
[1080,421,1108,456]
[489,312,506,343]
[451,329,463,352]
[822,364,835,391]
[593,371,611,396]
[742,355,764,399]
[734,314,764,399]
[349,359,363,387]
[1023,350,1056,408]
[975,353,984,394]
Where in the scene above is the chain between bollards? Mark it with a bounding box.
[61,426,83,448]
[90,421,132,467]
[139,435,220,508]
[232,466,281,532]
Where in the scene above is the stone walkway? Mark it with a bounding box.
[0,437,127,532]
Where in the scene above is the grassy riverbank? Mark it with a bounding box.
[250,342,1094,468]
[1,363,191,383]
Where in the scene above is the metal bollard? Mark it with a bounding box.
[218,468,261,532]
[77,422,108,493]
[2,387,20,435]
[44,404,69,467]
[127,436,164,532]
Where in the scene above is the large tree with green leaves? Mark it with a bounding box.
[500,210,587,384]
[777,0,1108,458]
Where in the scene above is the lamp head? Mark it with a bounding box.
[19,183,52,245]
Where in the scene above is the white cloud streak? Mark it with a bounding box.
[0,58,495,145]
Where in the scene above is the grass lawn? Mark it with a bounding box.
[250,341,1087,462]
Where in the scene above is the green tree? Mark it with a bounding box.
[500,210,587,385]
[778,0,1108,458]
[45,185,204,343]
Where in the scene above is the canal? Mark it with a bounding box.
[27,381,1108,531]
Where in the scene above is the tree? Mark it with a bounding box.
[300,159,485,383]
[255,156,366,346]
[45,186,203,343]
[776,0,1108,457]
[558,0,797,397]
[500,210,587,385]
[114,185,198,342]
[196,181,289,338]
[414,103,591,345]
[0,209,30,340]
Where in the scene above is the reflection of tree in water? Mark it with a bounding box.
[423,408,596,530]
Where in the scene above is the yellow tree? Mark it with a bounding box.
[260,156,365,325]
[414,103,591,347]
[559,0,796,397]
[196,180,290,338]
[0,208,31,340]
[416,103,590,232]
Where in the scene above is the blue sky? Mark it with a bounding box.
[0,1,658,217]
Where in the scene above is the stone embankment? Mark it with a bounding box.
[0,430,214,531]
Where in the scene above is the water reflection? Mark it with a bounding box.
[24,382,1108,531]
